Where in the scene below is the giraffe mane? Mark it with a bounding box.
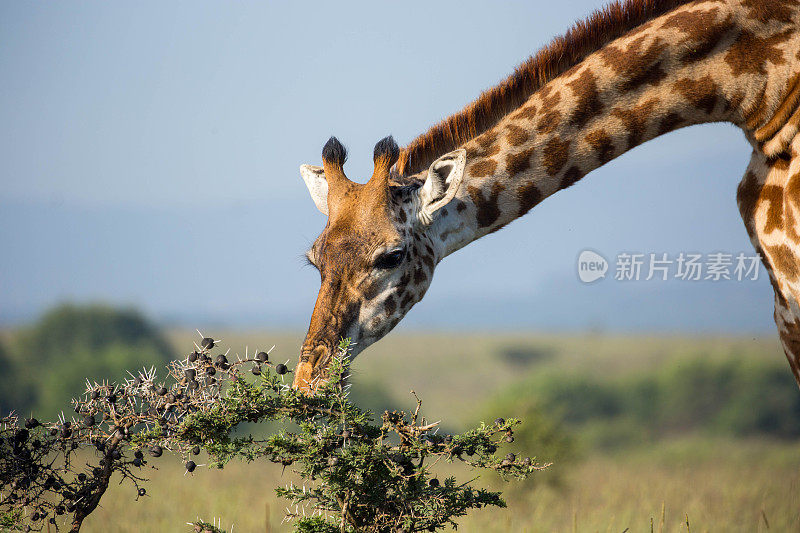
[396,0,695,176]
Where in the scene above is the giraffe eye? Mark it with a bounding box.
[374,249,405,270]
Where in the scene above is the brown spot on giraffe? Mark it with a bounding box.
[536,110,563,135]
[611,98,659,150]
[585,129,616,164]
[542,137,571,176]
[513,104,538,121]
[737,170,761,225]
[658,112,685,135]
[567,68,605,128]
[560,166,583,189]
[761,185,786,234]
[740,0,798,25]
[516,180,542,217]
[468,182,505,228]
[469,158,498,178]
[600,36,668,92]
[505,123,530,146]
[767,244,800,281]
[724,29,792,77]
[506,147,537,177]
[673,75,720,115]
[660,7,734,65]
[476,130,499,149]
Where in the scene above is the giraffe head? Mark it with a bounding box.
[293,135,466,391]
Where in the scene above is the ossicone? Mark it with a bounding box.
[373,135,399,168]
[322,136,348,168]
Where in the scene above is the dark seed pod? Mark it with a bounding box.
[166,393,176,403]
[14,429,29,442]
[201,337,215,350]
[83,415,95,427]
[188,380,199,391]
[505,453,516,463]
[93,467,102,477]
[191,445,200,456]
[138,487,146,496]
[49,428,58,436]
[494,417,505,427]
[55,505,64,516]
[256,351,268,362]
[275,363,288,375]
[106,394,117,404]
[24,418,39,429]
[206,366,216,376]
[134,449,144,459]
[90,390,100,400]
[215,354,228,366]
[149,445,163,458]
[486,444,497,454]
[157,386,167,396]
[188,351,198,362]
[523,457,532,466]
[251,365,261,376]
[60,427,72,439]
[133,457,142,467]
[112,449,122,460]
[184,368,196,380]
[185,460,196,472]
[429,478,440,488]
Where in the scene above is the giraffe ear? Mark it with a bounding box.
[417,149,466,224]
[300,164,329,216]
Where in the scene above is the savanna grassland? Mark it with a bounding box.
[84,330,800,532]
[2,317,799,532]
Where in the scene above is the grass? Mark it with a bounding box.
[79,437,799,532]
[7,328,796,531]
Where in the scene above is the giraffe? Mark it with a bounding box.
[293,0,800,391]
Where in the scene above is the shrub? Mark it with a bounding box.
[1,337,546,532]
[8,304,173,419]
[487,354,800,451]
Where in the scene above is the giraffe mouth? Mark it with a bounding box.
[292,346,333,392]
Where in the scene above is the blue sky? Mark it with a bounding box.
[0,1,776,333]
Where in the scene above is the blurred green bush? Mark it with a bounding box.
[2,303,174,419]
[487,355,800,453]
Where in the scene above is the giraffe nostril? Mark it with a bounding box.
[308,346,326,366]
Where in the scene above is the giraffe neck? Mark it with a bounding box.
[430,0,800,258]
